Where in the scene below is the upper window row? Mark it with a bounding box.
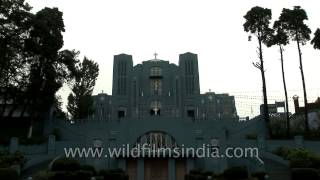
[150,67,162,76]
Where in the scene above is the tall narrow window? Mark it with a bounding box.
[151,79,162,95]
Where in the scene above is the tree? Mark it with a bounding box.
[23,8,78,138]
[266,20,290,137]
[0,0,33,118]
[277,6,311,132]
[67,57,99,119]
[311,28,320,50]
[244,6,274,138]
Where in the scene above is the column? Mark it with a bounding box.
[137,158,144,180]
[186,159,194,173]
[168,159,175,180]
[9,137,19,154]
[294,136,304,148]
[257,135,266,152]
[48,135,56,156]
[118,158,126,171]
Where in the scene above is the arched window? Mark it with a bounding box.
[135,131,177,149]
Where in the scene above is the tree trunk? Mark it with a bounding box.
[27,117,33,138]
[279,45,290,138]
[296,39,309,133]
[258,38,271,138]
[0,88,8,117]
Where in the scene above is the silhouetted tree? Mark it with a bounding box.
[277,6,311,132]
[311,28,320,50]
[0,0,33,118]
[67,57,99,119]
[267,20,290,138]
[23,8,78,138]
[244,6,274,138]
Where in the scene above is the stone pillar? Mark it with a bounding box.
[168,159,175,180]
[48,135,56,156]
[118,158,126,171]
[294,136,304,148]
[257,135,266,152]
[9,137,19,154]
[186,158,194,173]
[137,158,144,180]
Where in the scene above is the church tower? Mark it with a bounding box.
[179,52,200,119]
[179,52,200,96]
[112,54,133,120]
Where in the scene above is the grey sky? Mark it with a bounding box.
[26,0,320,117]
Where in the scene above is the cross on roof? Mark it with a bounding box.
[154,52,158,60]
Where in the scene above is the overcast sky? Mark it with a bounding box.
[26,0,320,117]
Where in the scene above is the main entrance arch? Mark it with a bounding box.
[126,131,186,180]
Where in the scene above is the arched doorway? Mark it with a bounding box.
[126,131,186,180]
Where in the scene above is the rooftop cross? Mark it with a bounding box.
[154,52,158,60]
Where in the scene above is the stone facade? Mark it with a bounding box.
[92,52,238,122]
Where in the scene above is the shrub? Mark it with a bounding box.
[0,150,26,168]
[245,133,257,140]
[99,169,128,180]
[291,168,320,180]
[74,170,93,180]
[287,149,315,168]
[51,171,75,180]
[273,147,320,169]
[185,174,206,180]
[80,164,96,175]
[19,136,46,145]
[272,146,291,159]
[251,171,267,180]
[51,158,80,172]
[185,169,216,180]
[94,176,104,180]
[223,166,248,180]
[0,168,19,180]
[33,171,54,180]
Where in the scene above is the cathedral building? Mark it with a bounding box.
[67,52,244,180]
[92,52,237,122]
[55,52,261,180]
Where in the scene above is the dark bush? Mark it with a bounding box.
[291,168,320,180]
[19,136,46,145]
[51,171,75,180]
[185,174,207,180]
[74,170,93,180]
[223,166,248,180]
[99,169,128,180]
[273,147,320,169]
[0,168,19,180]
[185,169,215,180]
[51,158,80,172]
[33,171,54,180]
[272,146,291,159]
[189,169,202,174]
[245,133,258,140]
[80,164,96,175]
[288,149,315,168]
[252,171,267,180]
[0,150,26,168]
